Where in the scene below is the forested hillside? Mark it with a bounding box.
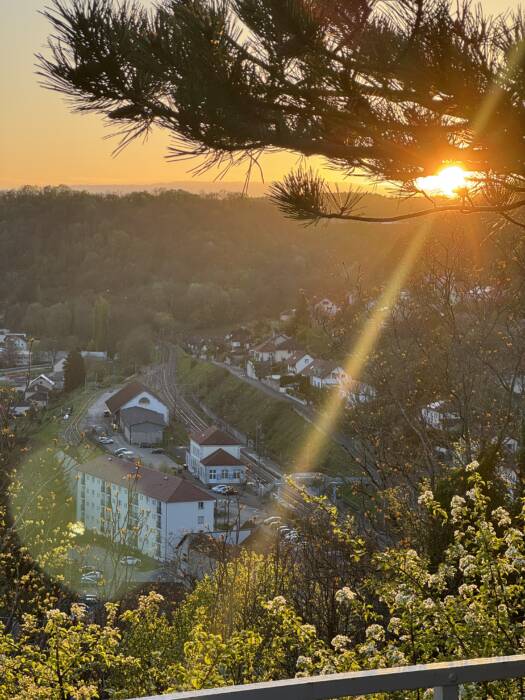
[0,187,420,350]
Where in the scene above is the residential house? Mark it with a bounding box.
[176,529,255,580]
[345,380,377,406]
[120,407,166,446]
[81,351,109,360]
[1,333,30,366]
[24,374,57,408]
[226,328,252,352]
[27,374,56,393]
[106,381,170,425]
[251,335,298,363]
[314,298,340,317]
[186,426,246,486]
[421,401,461,430]
[303,360,349,389]
[287,351,314,375]
[75,456,215,560]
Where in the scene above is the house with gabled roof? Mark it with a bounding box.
[251,334,299,363]
[287,351,314,375]
[106,381,169,424]
[302,360,349,389]
[186,425,246,486]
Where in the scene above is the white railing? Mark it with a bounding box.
[130,655,525,700]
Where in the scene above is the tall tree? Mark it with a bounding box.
[38,0,525,226]
[92,296,110,352]
[64,348,85,393]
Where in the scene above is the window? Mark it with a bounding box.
[233,469,241,480]
[208,468,217,480]
[198,501,204,510]
[221,469,229,480]
[139,396,151,406]
[197,516,205,525]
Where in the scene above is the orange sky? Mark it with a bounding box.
[0,0,520,191]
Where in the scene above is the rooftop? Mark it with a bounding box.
[79,456,214,503]
[106,381,164,414]
[120,406,166,427]
[191,425,241,447]
[201,448,244,467]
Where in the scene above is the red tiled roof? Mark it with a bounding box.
[191,425,240,446]
[200,449,244,467]
[105,382,164,414]
[79,456,214,503]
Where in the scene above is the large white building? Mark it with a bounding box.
[187,426,246,486]
[76,456,214,560]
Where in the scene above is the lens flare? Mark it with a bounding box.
[416,166,467,198]
[293,222,432,474]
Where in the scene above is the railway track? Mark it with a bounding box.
[144,346,280,487]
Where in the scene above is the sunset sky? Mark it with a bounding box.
[0,0,520,191]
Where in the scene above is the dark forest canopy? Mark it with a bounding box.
[0,186,506,351]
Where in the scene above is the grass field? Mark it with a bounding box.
[175,350,359,476]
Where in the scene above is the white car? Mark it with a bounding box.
[211,485,229,494]
[120,556,141,567]
[80,570,103,584]
[120,450,134,458]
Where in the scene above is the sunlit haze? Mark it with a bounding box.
[0,0,520,191]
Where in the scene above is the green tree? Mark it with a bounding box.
[39,0,525,225]
[64,348,85,393]
[92,296,110,352]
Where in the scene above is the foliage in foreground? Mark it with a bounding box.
[1,462,524,699]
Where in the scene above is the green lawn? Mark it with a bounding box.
[175,349,359,476]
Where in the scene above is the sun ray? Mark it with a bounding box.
[294,222,432,474]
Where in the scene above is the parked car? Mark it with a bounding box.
[114,447,127,455]
[263,516,281,526]
[211,485,229,494]
[120,556,141,567]
[80,593,99,605]
[119,450,134,458]
[80,570,103,584]
[151,448,164,454]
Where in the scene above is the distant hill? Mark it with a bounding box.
[0,186,483,353]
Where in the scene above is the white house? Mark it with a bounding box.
[27,374,56,393]
[187,426,246,486]
[314,298,340,316]
[287,351,314,375]
[345,380,377,406]
[421,401,460,430]
[106,381,169,424]
[303,360,349,389]
[75,455,214,560]
[251,335,298,363]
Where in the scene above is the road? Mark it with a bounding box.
[212,359,377,481]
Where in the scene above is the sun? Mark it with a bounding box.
[415,165,468,198]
